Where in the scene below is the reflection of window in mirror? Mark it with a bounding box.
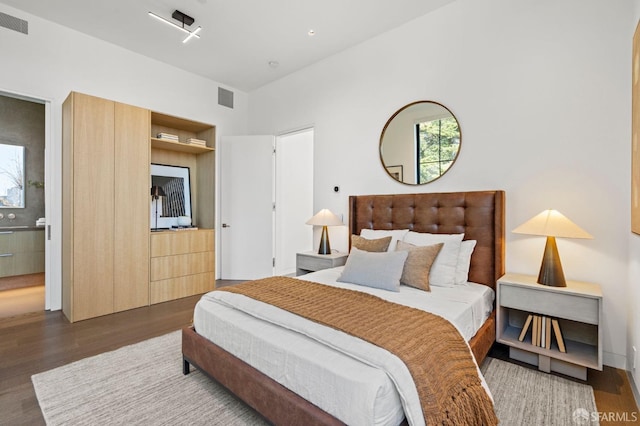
[416,117,460,184]
[0,143,25,208]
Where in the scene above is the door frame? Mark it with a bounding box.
[0,87,60,310]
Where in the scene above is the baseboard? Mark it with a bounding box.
[628,370,640,409]
[604,351,627,370]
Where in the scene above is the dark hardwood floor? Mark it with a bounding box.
[1,282,637,426]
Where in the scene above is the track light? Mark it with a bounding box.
[148,10,202,43]
[182,26,202,43]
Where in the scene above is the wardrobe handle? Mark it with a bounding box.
[0,253,14,257]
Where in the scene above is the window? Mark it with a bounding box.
[415,117,460,184]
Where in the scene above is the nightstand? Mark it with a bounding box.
[496,273,602,380]
[296,251,349,276]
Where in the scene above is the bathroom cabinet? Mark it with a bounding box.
[0,228,45,278]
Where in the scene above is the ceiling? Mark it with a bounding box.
[0,0,456,91]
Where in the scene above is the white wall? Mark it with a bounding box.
[0,3,249,308]
[628,0,640,399]
[248,0,637,369]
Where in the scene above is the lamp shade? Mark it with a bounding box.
[150,185,166,198]
[512,209,592,239]
[305,209,343,226]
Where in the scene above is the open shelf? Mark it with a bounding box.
[150,110,215,231]
[151,137,214,154]
[498,324,599,370]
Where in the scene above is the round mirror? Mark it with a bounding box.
[380,101,461,185]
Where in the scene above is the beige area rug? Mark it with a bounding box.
[32,331,598,425]
[480,358,599,426]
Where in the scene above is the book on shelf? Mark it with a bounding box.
[169,226,199,231]
[532,315,538,346]
[518,314,534,341]
[537,316,542,347]
[186,138,207,146]
[156,133,179,141]
[536,316,542,347]
[545,317,552,349]
[541,315,546,348]
[551,319,566,353]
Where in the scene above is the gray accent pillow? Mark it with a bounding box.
[337,247,408,292]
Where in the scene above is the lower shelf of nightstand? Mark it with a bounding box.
[498,325,600,379]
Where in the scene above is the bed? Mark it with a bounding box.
[182,190,505,425]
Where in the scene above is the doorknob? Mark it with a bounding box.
[222,223,231,228]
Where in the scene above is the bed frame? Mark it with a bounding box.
[183,190,505,425]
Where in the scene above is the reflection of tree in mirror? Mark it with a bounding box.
[0,154,23,189]
[417,117,460,184]
[0,149,24,207]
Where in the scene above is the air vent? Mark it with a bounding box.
[218,87,234,109]
[0,12,28,35]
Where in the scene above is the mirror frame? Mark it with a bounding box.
[379,100,461,185]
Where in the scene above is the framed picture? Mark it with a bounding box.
[386,165,403,182]
[150,164,192,229]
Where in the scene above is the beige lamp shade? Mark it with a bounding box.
[513,209,592,287]
[305,209,343,226]
[306,209,343,255]
[512,209,592,239]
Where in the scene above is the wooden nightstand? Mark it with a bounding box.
[496,273,602,380]
[296,251,349,276]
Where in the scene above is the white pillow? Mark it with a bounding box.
[455,240,477,284]
[337,247,408,292]
[360,229,409,252]
[402,231,464,287]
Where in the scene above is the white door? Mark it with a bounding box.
[219,135,275,279]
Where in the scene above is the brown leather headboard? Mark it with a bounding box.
[349,190,505,289]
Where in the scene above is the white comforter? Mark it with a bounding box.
[193,267,494,426]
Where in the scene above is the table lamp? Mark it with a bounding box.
[306,209,343,255]
[150,185,166,230]
[513,209,592,287]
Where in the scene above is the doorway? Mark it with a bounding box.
[219,129,314,280]
[0,92,47,318]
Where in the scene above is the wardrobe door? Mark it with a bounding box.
[114,102,150,311]
[72,93,115,321]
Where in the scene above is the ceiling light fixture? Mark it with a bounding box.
[308,29,316,36]
[148,10,202,43]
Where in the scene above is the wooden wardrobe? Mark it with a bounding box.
[62,92,216,322]
[62,92,150,322]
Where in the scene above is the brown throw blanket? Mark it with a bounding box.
[219,276,498,426]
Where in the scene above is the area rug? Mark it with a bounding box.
[480,358,598,425]
[32,330,598,425]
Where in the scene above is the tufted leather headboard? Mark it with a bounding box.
[349,190,505,289]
